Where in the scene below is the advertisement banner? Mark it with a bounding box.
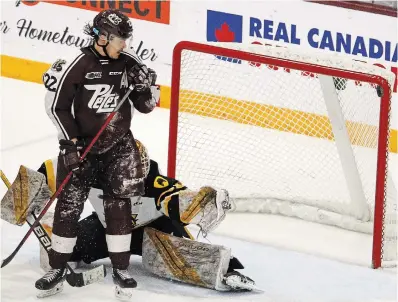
[20,0,170,24]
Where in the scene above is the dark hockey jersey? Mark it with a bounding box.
[43,46,157,153]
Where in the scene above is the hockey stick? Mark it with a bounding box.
[26,214,106,287]
[0,170,11,188]
[1,84,135,268]
[0,171,106,287]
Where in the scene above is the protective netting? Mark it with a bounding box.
[168,42,396,268]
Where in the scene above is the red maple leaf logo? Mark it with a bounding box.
[215,22,235,42]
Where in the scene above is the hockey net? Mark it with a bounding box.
[167,41,396,268]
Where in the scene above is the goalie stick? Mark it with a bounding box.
[0,171,106,287]
[1,84,135,269]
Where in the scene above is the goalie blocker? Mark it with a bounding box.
[1,142,255,292]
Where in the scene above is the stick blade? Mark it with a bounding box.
[1,252,16,268]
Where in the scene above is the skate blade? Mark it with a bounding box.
[115,285,133,301]
[36,282,64,298]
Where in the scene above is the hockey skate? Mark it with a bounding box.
[222,271,259,292]
[112,268,137,300]
[35,267,67,298]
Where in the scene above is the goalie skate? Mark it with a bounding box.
[36,282,64,298]
[222,271,259,292]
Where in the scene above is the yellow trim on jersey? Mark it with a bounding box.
[162,195,171,217]
[157,186,176,208]
[162,193,180,218]
[156,182,187,209]
[44,160,56,194]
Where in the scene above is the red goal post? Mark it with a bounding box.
[167,41,395,268]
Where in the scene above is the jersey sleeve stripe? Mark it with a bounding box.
[49,53,85,140]
[121,51,142,63]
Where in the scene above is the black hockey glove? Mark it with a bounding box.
[59,139,86,175]
[127,63,157,92]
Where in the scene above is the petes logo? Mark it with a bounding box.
[85,84,119,113]
[85,72,102,79]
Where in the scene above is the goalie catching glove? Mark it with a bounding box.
[165,186,232,236]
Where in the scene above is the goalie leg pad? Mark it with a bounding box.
[114,285,133,301]
[178,187,231,234]
[0,166,52,225]
[142,227,231,290]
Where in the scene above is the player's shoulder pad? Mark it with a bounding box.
[148,160,160,177]
[121,49,143,65]
[42,50,86,92]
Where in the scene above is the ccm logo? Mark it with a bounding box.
[109,71,122,75]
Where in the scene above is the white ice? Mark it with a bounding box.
[0,78,396,302]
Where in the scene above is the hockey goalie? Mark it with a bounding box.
[0,139,255,299]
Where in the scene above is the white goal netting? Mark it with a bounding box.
[168,42,396,268]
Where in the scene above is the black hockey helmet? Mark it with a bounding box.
[84,9,133,58]
[84,9,133,41]
[92,9,133,39]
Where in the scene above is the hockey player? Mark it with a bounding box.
[0,140,256,299]
[37,8,160,298]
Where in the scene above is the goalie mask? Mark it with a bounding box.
[135,139,150,178]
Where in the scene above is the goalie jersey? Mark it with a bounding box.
[37,158,188,230]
